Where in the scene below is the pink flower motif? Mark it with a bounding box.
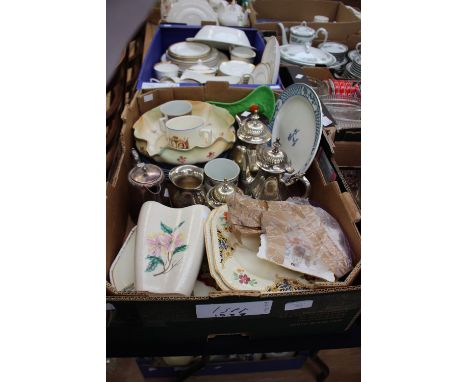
[177,156,187,164]
[169,231,184,252]
[207,151,215,159]
[238,274,251,284]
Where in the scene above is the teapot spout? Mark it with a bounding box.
[277,22,288,45]
[235,114,243,129]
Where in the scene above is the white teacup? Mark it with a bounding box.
[160,100,193,119]
[204,158,240,190]
[160,115,212,150]
[153,62,179,80]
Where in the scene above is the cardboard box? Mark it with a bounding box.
[136,25,282,89]
[106,83,360,338]
[251,0,360,43]
[333,141,360,167]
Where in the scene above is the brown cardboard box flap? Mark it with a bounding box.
[251,1,360,42]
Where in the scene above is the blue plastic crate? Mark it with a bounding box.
[137,24,282,90]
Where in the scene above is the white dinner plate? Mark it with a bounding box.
[269,84,323,179]
[168,42,211,59]
[166,0,218,25]
[261,36,280,84]
[248,63,271,85]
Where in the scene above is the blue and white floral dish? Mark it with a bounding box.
[268,83,323,180]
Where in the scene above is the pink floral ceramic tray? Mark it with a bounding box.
[135,201,210,296]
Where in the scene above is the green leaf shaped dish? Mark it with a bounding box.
[207,86,276,121]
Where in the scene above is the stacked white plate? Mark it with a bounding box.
[165,42,220,71]
[318,41,348,62]
[343,50,361,79]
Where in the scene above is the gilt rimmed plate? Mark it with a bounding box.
[248,63,271,85]
[261,36,280,84]
[269,84,323,179]
[168,42,211,60]
[207,205,315,292]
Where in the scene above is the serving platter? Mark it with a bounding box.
[280,44,336,67]
[135,202,210,296]
[206,206,315,292]
[269,84,322,179]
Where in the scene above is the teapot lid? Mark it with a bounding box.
[128,162,164,187]
[207,178,243,208]
[256,138,293,174]
[290,21,315,37]
[237,105,272,145]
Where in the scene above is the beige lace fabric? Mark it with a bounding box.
[226,193,267,228]
[226,194,353,282]
[260,204,353,281]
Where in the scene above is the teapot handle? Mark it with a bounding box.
[282,173,311,199]
[313,28,328,44]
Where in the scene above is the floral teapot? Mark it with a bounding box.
[217,0,249,27]
[278,21,328,46]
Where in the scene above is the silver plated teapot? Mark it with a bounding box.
[231,105,271,179]
[241,139,311,201]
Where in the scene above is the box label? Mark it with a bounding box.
[143,93,154,102]
[295,74,304,79]
[284,300,313,311]
[322,114,333,127]
[141,83,179,91]
[196,301,273,318]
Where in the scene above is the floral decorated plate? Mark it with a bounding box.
[134,101,235,158]
[204,209,231,291]
[269,83,323,180]
[208,205,315,292]
[135,201,210,296]
[109,226,136,292]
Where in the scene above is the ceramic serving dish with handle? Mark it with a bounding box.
[135,201,210,296]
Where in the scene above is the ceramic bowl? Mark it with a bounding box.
[187,25,255,50]
[230,46,256,63]
[153,62,179,80]
[219,60,255,77]
[135,201,210,296]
